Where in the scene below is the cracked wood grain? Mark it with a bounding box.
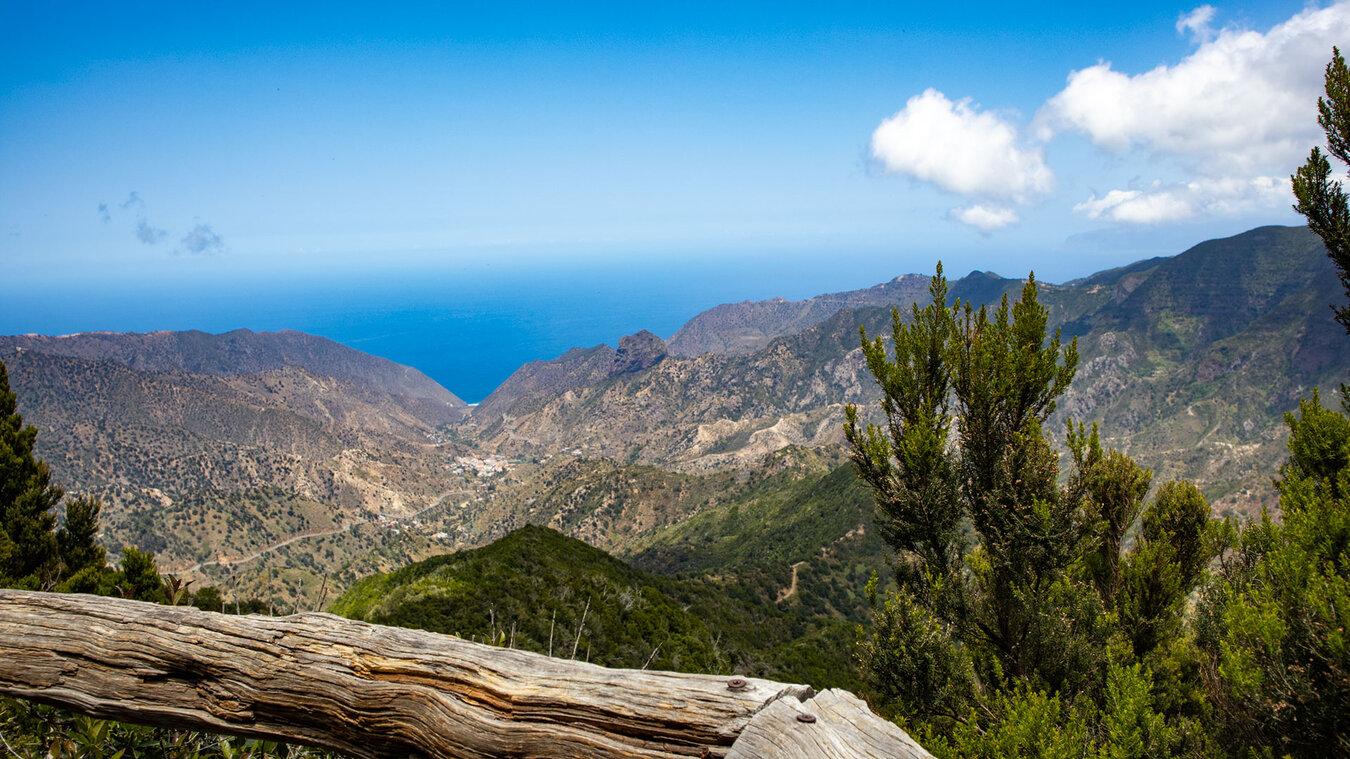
[0,589,928,759]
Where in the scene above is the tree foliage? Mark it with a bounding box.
[1194,390,1350,757]
[0,358,63,587]
[847,268,1224,756]
[1292,46,1350,333]
[58,496,107,580]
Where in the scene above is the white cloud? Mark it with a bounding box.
[1176,5,1217,41]
[951,204,1020,233]
[1041,3,1349,225]
[1074,189,1192,224]
[1039,4,1350,175]
[870,4,1345,232]
[1073,176,1291,223]
[871,89,1053,203]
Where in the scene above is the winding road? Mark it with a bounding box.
[776,560,809,603]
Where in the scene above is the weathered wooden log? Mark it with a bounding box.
[727,689,932,759]
[0,589,932,759]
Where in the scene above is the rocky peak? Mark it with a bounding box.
[612,330,668,375]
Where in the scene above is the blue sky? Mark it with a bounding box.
[0,1,1342,375]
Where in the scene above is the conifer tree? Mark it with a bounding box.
[848,269,1095,699]
[0,358,61,587]
[116,546,165,603]
[1192,48,1350,756]
[1292,46,1350,333]
[58,495,106,577]
[848,269,1221,756]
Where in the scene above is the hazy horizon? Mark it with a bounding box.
[0,221,1305,401]
[3,1,1341,397]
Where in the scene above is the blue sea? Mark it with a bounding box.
[2,251,932,403]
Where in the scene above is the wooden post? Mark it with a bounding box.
[0,589,931,759]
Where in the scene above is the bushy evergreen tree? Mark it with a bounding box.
[847,269,1223,756]
[1195,390,1350,756]
[1182,47,1350,756]
[0,358,62,587]
[1292,47,1350,333]
[58,495,106,578]
[116,546,167,603]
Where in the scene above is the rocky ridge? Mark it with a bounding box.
[666,273,931,357]
[0,328,467,425]
[459,226,1349,516]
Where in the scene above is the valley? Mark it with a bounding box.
[12,8,1350,755]
[4,225,1347,625]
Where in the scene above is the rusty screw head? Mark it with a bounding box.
[796,713,817,724]
[726,677,748,691]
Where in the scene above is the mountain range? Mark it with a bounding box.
[3,224,1344,612]
[665,273,932,357]
[464,225,1347,517]
[0,328,465,424]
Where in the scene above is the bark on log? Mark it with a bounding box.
[0,589,931,759]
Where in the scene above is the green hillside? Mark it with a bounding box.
[330,524,863,690]
[624,462,887,625]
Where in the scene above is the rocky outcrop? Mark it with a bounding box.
[471,345,617,422]
[612,330,667,375]
[472,331,669,424]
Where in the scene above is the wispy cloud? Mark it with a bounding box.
[1175,5,1217,42]
[950,204,1020,234]
[136,219,168,245]
[177,223,225,255]
[97,191,224,252]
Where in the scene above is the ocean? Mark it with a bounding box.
[1,252,920,403]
